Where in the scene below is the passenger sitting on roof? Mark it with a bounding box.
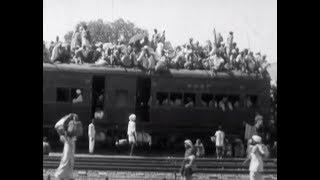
[50,42,63,63]
[151,29,161,49]
[137,47,149,70]
[80,24,91,48]
[185,97,194,108]
[92,43,103,63]
[43,42,50,63]
[71,24,82,53]
[73,89,83,103]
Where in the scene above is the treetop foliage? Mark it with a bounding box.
[64,18,149,45]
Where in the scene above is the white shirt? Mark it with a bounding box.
[215,130,225,147]
[72,95,83,103]
[88,123,95,138]
[127,120,136,135]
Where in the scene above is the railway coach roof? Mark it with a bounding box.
[43,63,266,80]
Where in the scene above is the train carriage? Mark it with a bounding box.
[43,63,271,150]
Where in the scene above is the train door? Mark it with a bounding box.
[135,77,151,122]
[91,76,105,119]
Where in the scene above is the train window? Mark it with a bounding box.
[156,92,169,106]
[216,95,228,111]
[115,90,129,107]
[184,93,195,108]
[170,92,183,107]
[228,95,240,110]
[201,94,213,107]
[71,88,83,104]
[56,88,70,102]
[245,95,258,108]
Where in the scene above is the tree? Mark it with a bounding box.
[64,31,73,44]
[64,18,149,45]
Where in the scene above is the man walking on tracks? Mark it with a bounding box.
[243,135,269,180]
[127,114,137,156]
[88,119,96,154]
[213,126,225,159]
[180,139,196,180]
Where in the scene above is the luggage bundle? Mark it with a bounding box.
[55,113,83,137]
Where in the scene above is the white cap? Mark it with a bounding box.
[129,114,136,121]
[252,135,262,143]
[76,89,81,94]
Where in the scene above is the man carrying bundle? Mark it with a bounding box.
[180,139,196,180]
[54,113,83,180]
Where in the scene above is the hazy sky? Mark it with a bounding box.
[43,0,277,63]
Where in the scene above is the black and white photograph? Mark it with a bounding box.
[43,0,277,179]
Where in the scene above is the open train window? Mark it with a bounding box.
[184,93,195,108]
[115,90,129,107]
[201,93,213,107]
[215,94,229,111]
[170,92,183,107]
[56,88,70,102]
[71,88,83,104]
[245,95,258,108]
[156,92,169,106]
[228,95,240,109]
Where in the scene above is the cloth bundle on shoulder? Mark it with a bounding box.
[55,113,83,137]
[67,119,83,137]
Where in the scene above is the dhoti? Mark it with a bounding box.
[250,171,264,180]
[128,133,136,144]
[89,137,95,153]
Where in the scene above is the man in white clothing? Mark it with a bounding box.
[127,114,137,156]
[243,135,269,180]
[88,119,95,154]
[73,89,83,103]
[214,126,225,159]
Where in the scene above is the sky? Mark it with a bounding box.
[43,0,277,63]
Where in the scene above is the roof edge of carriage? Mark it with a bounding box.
[43,63,269,80]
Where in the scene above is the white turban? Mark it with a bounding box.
[184,139,193,147]
[252,135,262,143]
[129,114,136,121]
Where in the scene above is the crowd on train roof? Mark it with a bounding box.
[43,23,271,76]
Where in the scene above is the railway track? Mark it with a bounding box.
[43,154,277,175]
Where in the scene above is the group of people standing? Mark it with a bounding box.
[50,112,274,180]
